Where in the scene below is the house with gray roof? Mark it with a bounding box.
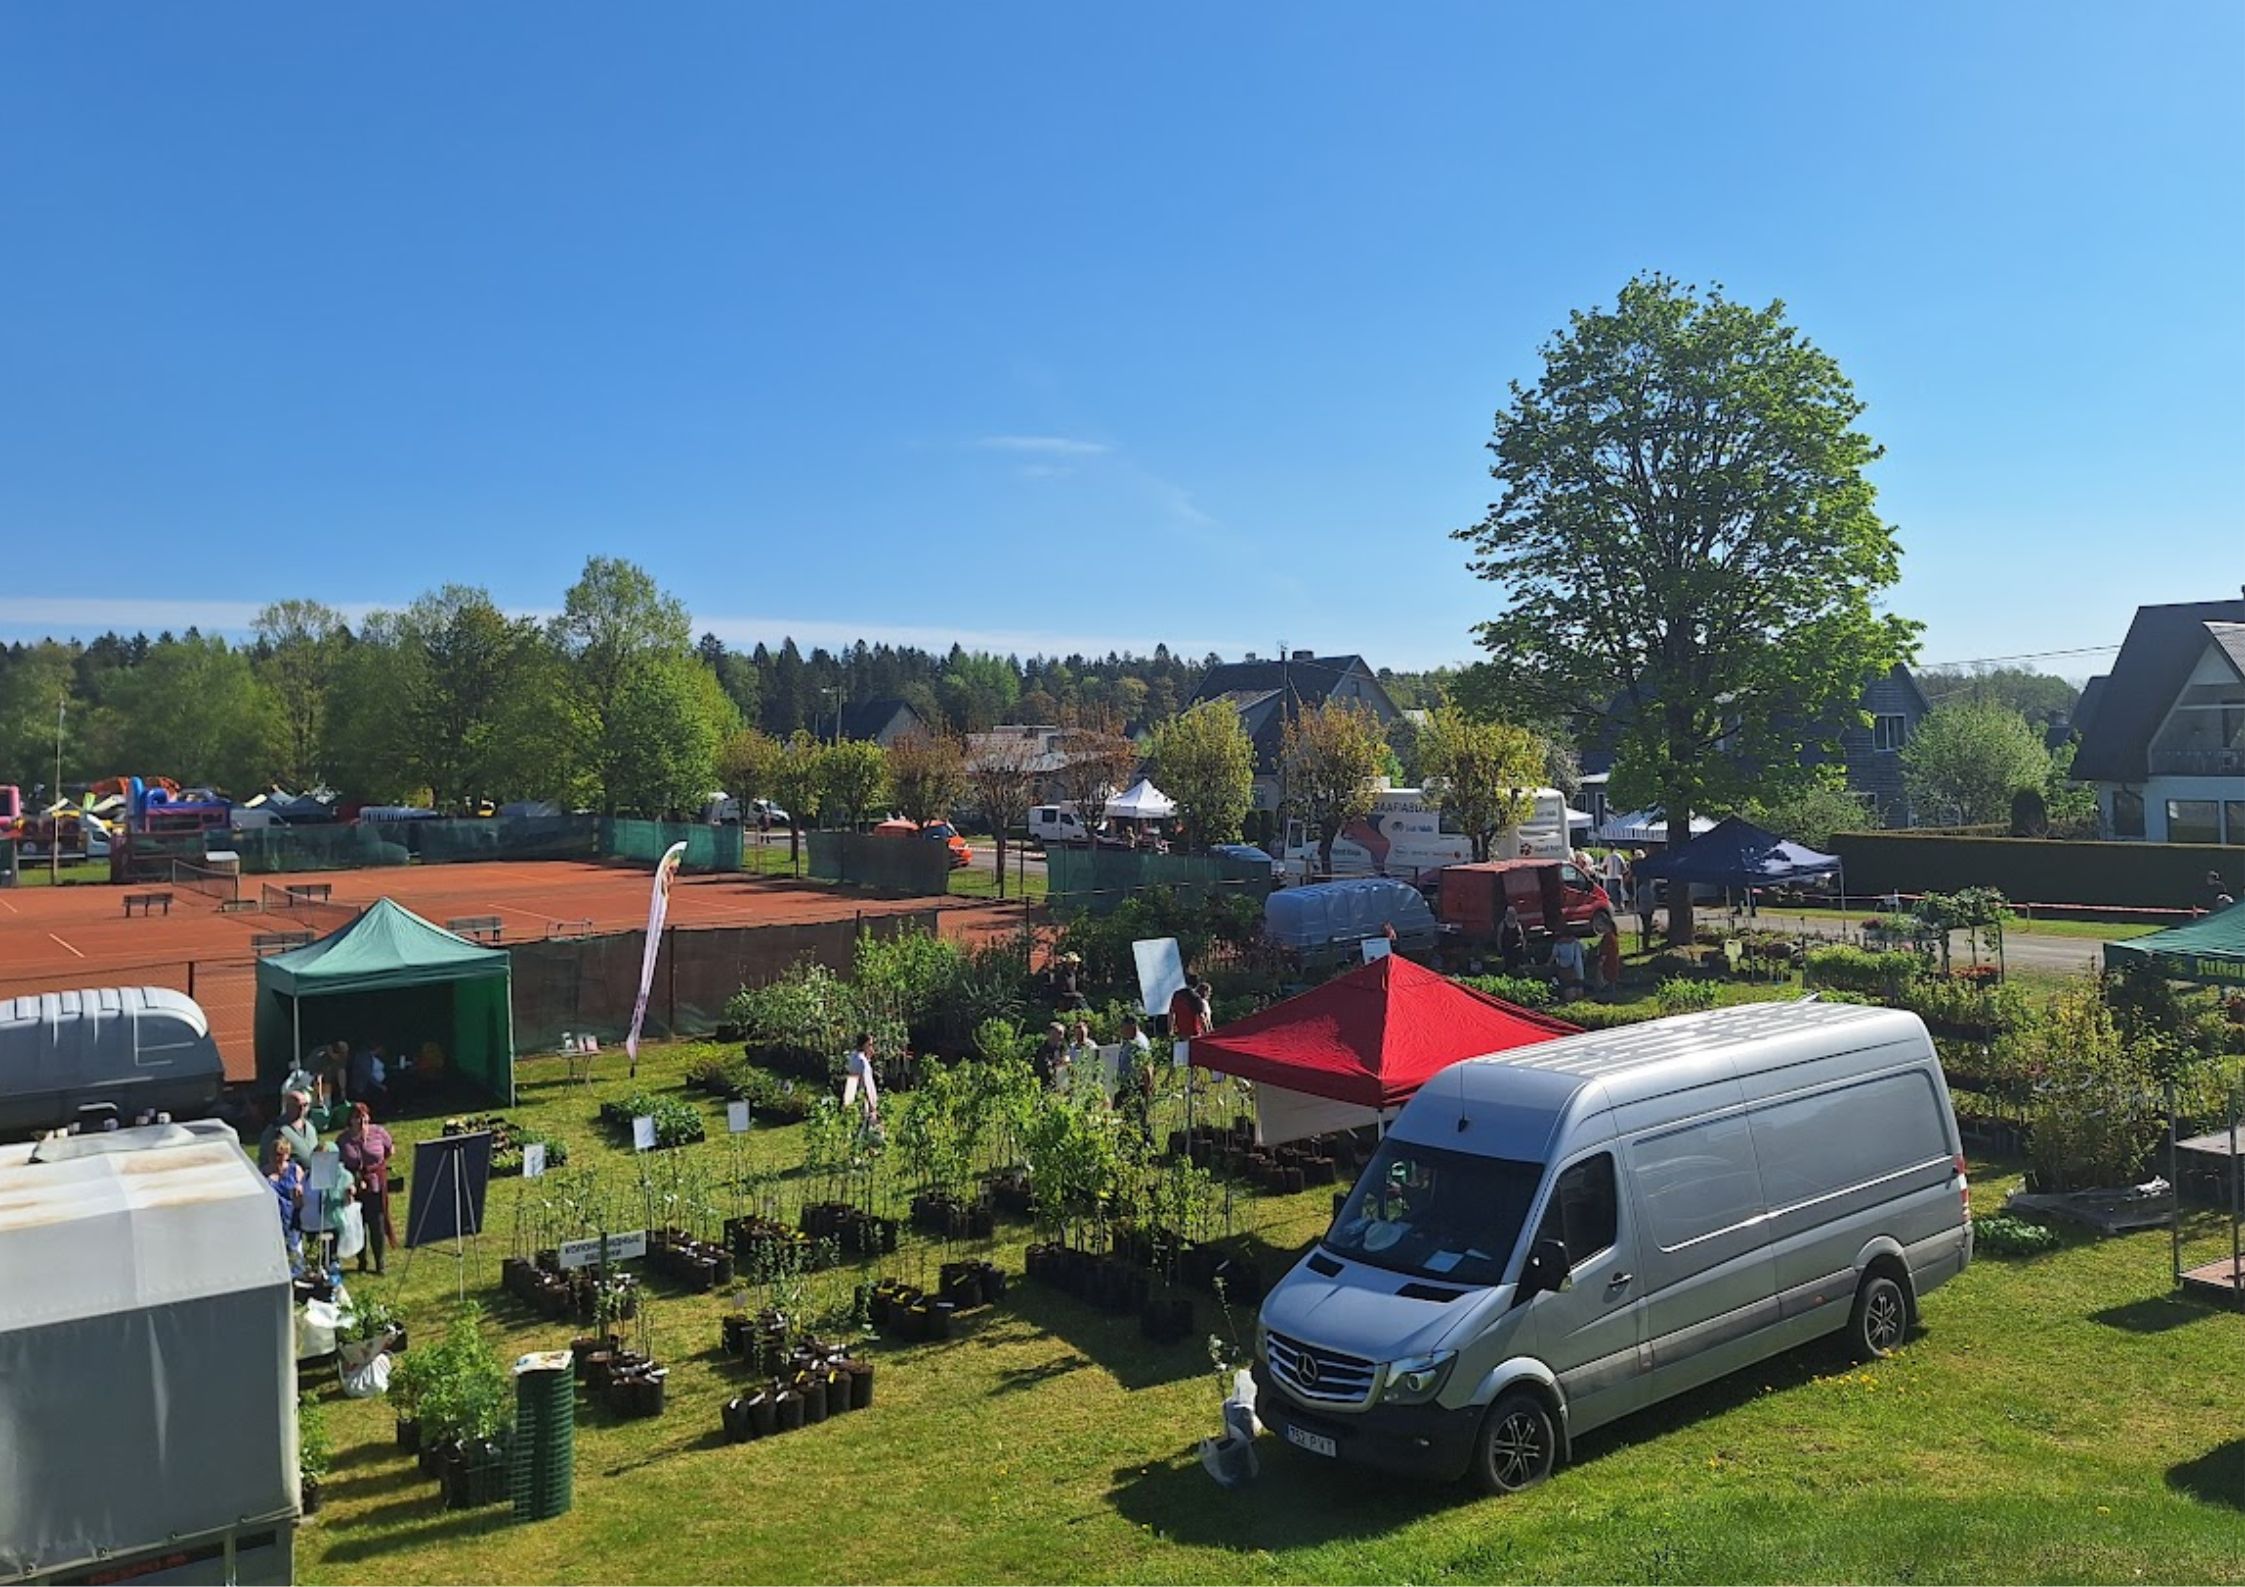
[1186,651,1399,813]
[2070,594,2245,844]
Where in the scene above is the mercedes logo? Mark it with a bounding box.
[1297,1353,1320,1387]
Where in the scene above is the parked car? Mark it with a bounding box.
[0,986,226,1136]
[1254,1001,1969,1495]
[871,817,972,868]
[1436,859,1614,940]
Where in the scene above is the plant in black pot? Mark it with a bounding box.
[297,1393,332,1517]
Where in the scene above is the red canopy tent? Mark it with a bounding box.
[1189,956,1578,1143]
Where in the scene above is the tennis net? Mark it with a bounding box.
[261,880,361,936]
[170,859,241,907]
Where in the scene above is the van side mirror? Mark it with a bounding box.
[1519,1238,1573,1300]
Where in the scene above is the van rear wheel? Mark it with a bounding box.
[1472,1391,1556,1495]
[1849,1272,1909,1359]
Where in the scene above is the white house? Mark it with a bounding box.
[2073,596,2245,844]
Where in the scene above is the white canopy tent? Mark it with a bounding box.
[1105,778,1177,821]
[1593,809,1718,846]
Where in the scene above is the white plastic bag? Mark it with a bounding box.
[333,1200,366,1261]
[340,1344,392,1399]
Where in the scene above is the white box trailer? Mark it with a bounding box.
[0,1121,297,1585]
[1280,788,1578,884]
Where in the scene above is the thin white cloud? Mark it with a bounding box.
[0,596,384,633]
[973,434,1112,457]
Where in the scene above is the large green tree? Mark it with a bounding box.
[1743,768,1872,849]
[1419,707,1545,861]
[1278,700,1389,877]
[1149,700,1255,849]
[1901,702,2053,826]
[252,599,346,788]
[0,642,81,792]
[88,635,286,793]
[599,650,733,816]
[1456,274,1915,941]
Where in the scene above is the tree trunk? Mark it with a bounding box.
[1664,785,1694,946]
[995,832,1008,900]
[1318,828,1335,880]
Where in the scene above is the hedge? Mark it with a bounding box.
[1831,832,2245,910]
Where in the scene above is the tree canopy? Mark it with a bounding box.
[1150,702,1255,849]
[1278,700,1387,876]
[1901,702,2055,827]
[1455,274,1915,938]
[1418,707,1545,862]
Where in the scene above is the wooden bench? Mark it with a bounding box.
[446,915,503,943]
[122,892,173,918]
[283,881,333,904]
[252,930,313,956]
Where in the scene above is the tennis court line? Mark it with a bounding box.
[47,932,84,959]
[0,894,17,915]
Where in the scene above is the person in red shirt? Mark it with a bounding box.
[1168,979,1212,1039]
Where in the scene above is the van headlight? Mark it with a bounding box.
[1380,1350,1456,1405]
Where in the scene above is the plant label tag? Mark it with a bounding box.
[1173,1039,1189,1069]
[632,1115,657,1152]
[727,1101,752,1134]
[521,1142,547,1178]
[1361,937,1391,962]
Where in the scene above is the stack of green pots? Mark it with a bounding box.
[510,1351,576,1521]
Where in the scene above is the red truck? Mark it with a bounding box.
[1437,858,1615,940]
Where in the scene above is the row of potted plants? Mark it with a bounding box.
[500,1252,642,1323]
[644,1225,735,1290]
[390,1306,514,1511]
[597,1092,706,1148]
[720,1348,876,1442]
[571,1331,668,1419]
[443,1112,570,1176]
[802,1199,904,1254]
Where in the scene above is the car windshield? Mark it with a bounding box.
[1322,1139,1545,1288]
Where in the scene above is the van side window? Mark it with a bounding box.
[1749,1071,1950,1210]
[1535,1152,1617,1266]
[1632,1113,1764,1251]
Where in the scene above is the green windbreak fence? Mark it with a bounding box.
[598,818,742,873]
[1046,847,1275,915]
[506,911,942,1053]
[806,831,949,897]
[126,814,619,876]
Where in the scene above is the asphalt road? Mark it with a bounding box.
[1715,907,2107,976]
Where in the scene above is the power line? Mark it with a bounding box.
[1915,644,2122,670]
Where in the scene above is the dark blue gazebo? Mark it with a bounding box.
[1633,816,1842,889]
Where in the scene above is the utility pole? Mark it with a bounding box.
[52,690,64,886]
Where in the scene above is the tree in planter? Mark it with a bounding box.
[884,729,968,826]
[1901,702,2053,828]
[1149,702,1255,850]
[963,732,1046,899]
[1278,701,1388,879]
[1418,707,1543,862]
[1455,274,1915,944]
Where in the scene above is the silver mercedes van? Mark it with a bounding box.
[1253,1000,1970,1494]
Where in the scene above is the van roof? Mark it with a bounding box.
[1395,1000,1927,1158]
[0,986,209,1035]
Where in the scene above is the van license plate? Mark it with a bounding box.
[1286,1425,1337,1458]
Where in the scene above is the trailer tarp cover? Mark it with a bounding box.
[0,1121,296,1580]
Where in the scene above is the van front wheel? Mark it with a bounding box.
[1849,1273,1909,1359]
[1472,1391,1556,1495]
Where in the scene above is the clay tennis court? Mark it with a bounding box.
[0,862,1025,1081]
[0,859,1017,980]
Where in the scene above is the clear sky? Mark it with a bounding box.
[2,3,2238,677]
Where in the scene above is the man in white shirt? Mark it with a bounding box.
[841,1032,880,1124]
[1549,932,1587,1002]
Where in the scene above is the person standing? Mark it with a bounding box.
[841,1032,881,1124]
[1550,930,1587,1003]
[1596,920,1624,998]
[1168,979,1212,1040]
[1497,902,1529,976]
[337,1103,396,1275]
[1034,1021,1071,1089]
[1635,873,1659,953]
[262,1089,319,1169]
[263,1137,307,1268]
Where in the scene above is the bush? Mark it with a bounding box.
[1973,1214,2060,1258]
[417,1303,511,1447]
[297,1394,332,1485]
[1461,974,1557,1010]
[604,1090,705,1148]
[1903,975,2029,1037]
[1655,978,1720,1015]
[2021,979,2158,1191]
[1803,944,1924,996]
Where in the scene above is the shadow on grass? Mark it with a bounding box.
[1105,1442,1472,1552]
[601,1425,733,1478]
[1567,1331,1847,1471]
[993,1351,1096,1395]
[2169,1439,2245,1511]
[312,1504,515,1564]
[1000,1284,1207,1391]
[2092,1294,2220,1334]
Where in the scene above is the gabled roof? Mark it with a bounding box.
[2071,674,2109,747]
[837,698,922,741]
[2071,600,2245,783]
[1186,657,1396,772]
[258,897,508,995]
[2210,623,2245,681]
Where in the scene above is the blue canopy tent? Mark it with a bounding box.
[1633,816,1843,898]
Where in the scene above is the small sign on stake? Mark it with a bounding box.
[631,1115,657,1152]
[727,1100,752,1134]
[521,1141,548,1178]
[558,1229,649,1270]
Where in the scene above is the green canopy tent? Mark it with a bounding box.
[255,898,515,1104]
[2102,905,2245,990]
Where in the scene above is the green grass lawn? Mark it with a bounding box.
[299,1038,2245,1586]
[7,856,108,886]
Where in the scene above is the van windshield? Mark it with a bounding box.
[1322,1139,1545,1288]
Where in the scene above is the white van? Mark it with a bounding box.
[1280,787,1575,883]
[1254,1000,1969,1494]
[1028,804,1095,847]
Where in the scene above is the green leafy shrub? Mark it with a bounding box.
[416,1303,511,1447]
[297,1393,332,1485]
[1973,1214,2059,1258]
[1903,975,2030,1037]
[1461,974,1557,1010]
[1655,978,1720,1015]
[2021,978,2158,1191]
[1803,944,1924,996]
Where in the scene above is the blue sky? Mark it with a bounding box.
[2,3,2238,677]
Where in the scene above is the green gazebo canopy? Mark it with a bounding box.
[2103,905,2245,990]
[255,898,515,1103]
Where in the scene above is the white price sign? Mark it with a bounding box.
[557,1229,649,1270]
